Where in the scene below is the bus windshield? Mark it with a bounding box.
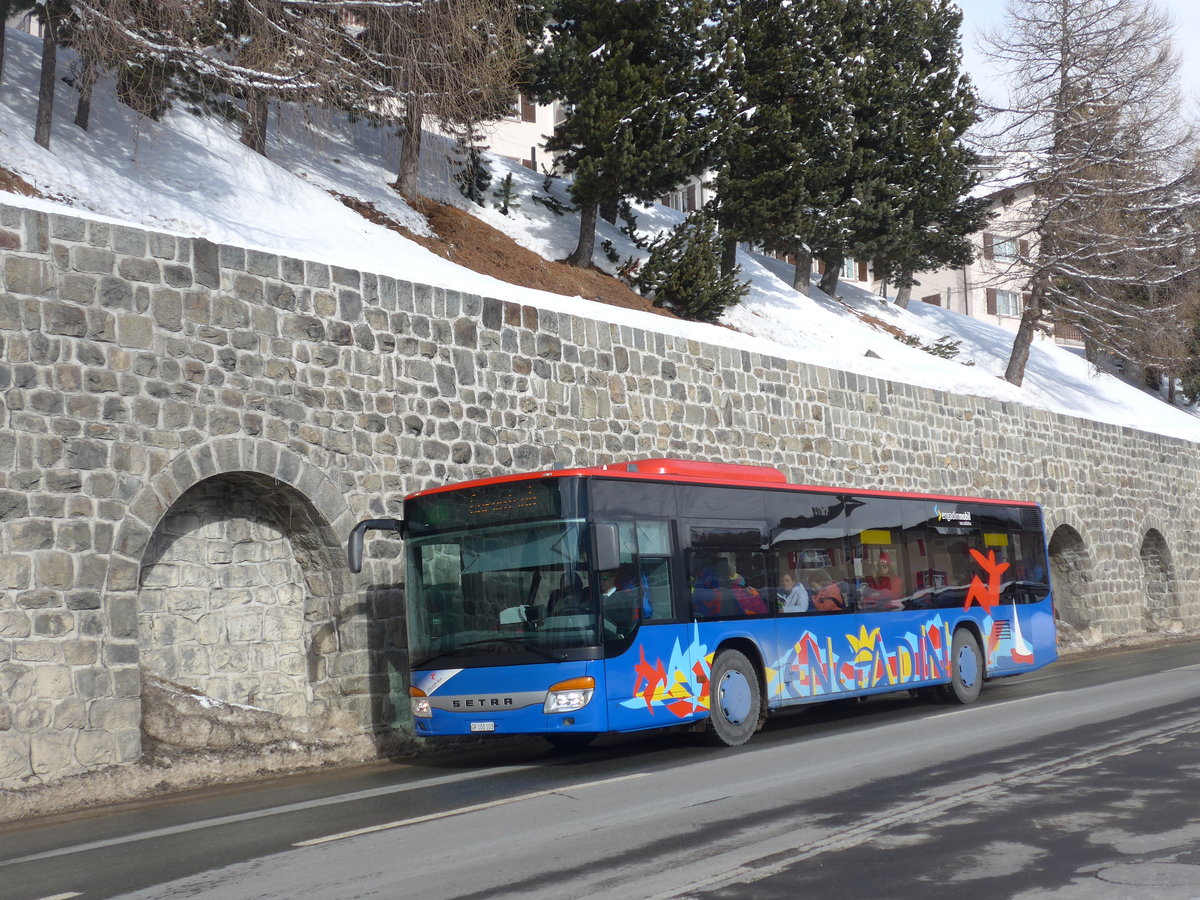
[406,519,604,667]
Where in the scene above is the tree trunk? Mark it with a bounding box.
[817,253,842,297]
[394,97,424,199]
[894,273,914,309]
[792,249,812,294]
[599,196,619,225]
[1003,283,1046,387]
[0,24,8,86]
[34,9,57,150]
[568,202,599,268]
[720,234,738,279]
[240,90,269,156]
[74,60,96,131]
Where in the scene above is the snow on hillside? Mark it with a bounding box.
[2,27,1199,443]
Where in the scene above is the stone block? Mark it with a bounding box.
[34,664,73,698]
[34,552,73,590]
[117,314,155,349]
[31,729,79,777]
[5,255,54,294]
[89,698,140,731]
[193,238,220,289]
[118,257,161,283]
[0,731,31,782]
[33,611,74,638]
[73,729,116,768]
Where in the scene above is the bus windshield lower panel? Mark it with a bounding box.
[407,519,608,668]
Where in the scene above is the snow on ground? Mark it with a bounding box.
[3,28,1199,443]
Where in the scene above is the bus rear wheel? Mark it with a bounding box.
[705,649,762,746]
[940,629,983,705]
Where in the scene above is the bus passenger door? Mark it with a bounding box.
[602,519,700,731]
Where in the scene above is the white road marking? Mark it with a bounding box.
[34,893,83,900]
[0,764,539,868]
[293,772,652,847]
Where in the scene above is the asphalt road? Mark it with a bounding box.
[3,639,1199,900]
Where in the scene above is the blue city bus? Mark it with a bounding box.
[348,458,1056,748]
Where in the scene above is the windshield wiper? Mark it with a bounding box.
[454,636,566,663]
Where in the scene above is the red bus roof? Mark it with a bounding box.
[406,458,1039,508]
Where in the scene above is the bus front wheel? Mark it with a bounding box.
[705,649,762,746]
[941,629,983,705]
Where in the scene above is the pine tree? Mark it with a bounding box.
[865,0,989,306]
[531,0,729,267]
[635,212,748,323]
[806,0,986,299]
[712,0,851,293]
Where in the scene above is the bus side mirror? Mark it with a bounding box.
[347,518,404,573]
[592,523,620,573]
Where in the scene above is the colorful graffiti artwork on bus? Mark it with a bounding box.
[620,548,1040,719]
[772,617,954,699]
[962,547,1037,667]
[626,624,713,718]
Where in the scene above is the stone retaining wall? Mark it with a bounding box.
[1,201,1197,791]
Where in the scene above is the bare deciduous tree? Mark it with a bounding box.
[67,0,520,188]
[978,0,1200,386]
[353,0,522,199]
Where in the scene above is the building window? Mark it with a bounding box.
[661,189,685,212]
[995,290,1021,317]
[841,258,856,279]
[994,238,1018,261]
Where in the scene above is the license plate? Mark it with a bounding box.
[470,722,496,733]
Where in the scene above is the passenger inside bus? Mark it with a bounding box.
[602,564,645,634]
[860,552,903,610]
[778,572,810,612]
[808,570,847,611]
[728,568,768,615]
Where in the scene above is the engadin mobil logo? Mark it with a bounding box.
[934,505,972,525]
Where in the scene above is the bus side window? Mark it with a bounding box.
[635,521,673,619]
[690,553,725,618]
[639,557,672,619]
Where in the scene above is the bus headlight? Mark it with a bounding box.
[410,687,433,719]
[544,676,595,714]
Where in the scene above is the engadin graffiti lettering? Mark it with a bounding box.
[625,624,712,718]
[773,616,953,699]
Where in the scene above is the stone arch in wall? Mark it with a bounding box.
[1139,528,1179,631]
[138,474,329,717]
[1047,524,1094,636]
[106,439,361,735]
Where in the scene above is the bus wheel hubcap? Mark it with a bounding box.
[719,670,752,725]
[957,646,978,687]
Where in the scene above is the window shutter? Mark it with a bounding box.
[986,288,997,315]
[686,184,697,212]
[857,261,868,281]
[519,94,536,123]
[983,233,994,261]
[1019,239,1029,258]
